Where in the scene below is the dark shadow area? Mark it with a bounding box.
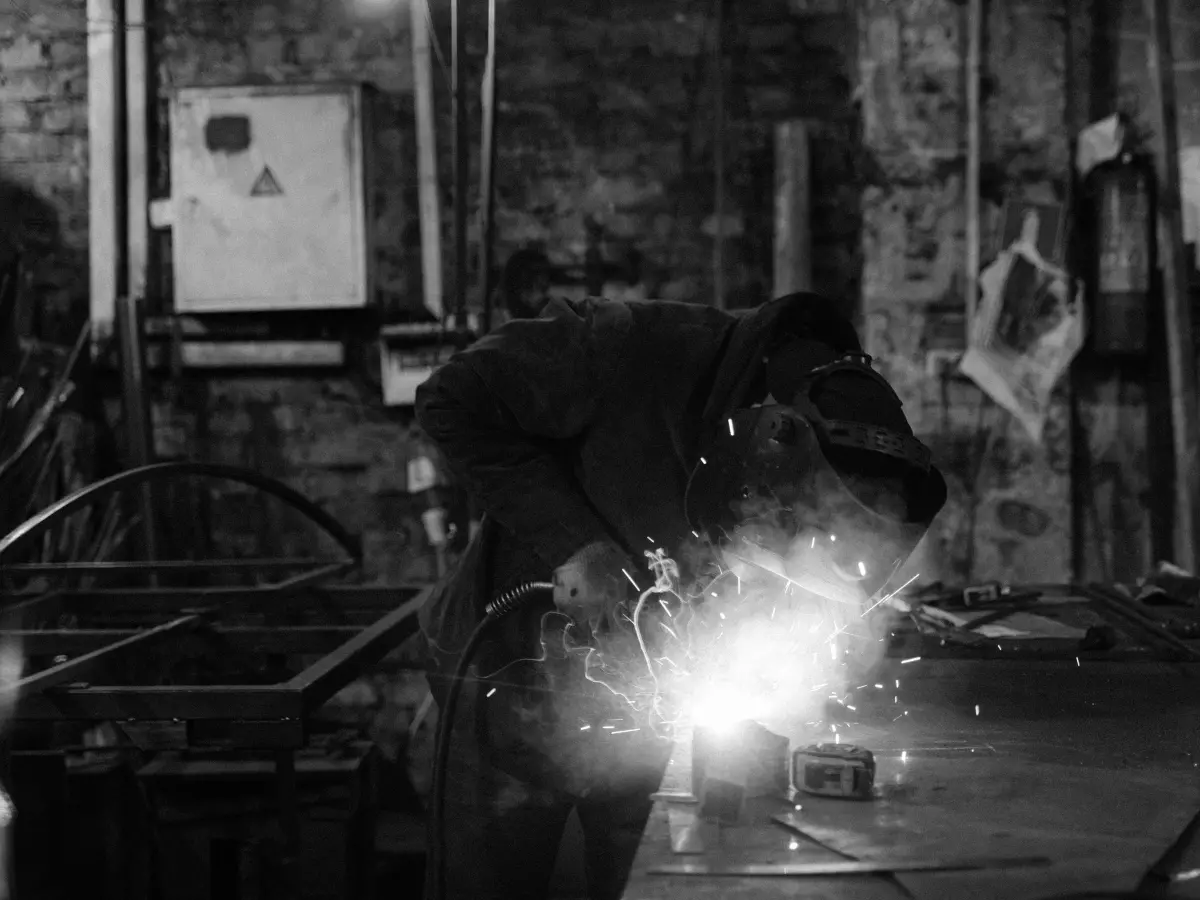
[0,177,89,348]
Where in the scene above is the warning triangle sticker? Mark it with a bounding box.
[250,166,283,197]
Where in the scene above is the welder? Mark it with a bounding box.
[414,291,946,900]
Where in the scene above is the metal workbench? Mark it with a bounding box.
[621,586,1200,900]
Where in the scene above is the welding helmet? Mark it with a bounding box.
[685,351,946,602]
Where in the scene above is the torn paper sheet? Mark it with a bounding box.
[1075,114,1125,178]
[960,215,1085,442]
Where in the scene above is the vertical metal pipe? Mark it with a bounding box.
[712,0,726,310]
[965,0,983,333]
[125,0,149,307]
[87,0,121,352]
[1145,0,1200,571]
[116,293,157,567]
[411,0,444,320]
[452,0,470,331]
[477,0,498,334]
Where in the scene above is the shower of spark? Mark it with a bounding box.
[474,534,920,743]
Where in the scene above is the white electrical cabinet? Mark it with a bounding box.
[167,83,373,313]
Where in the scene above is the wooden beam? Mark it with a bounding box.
[773,120,812,298]
[1144,0,1200,571]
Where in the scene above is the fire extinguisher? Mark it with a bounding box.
[1086,151,1156,356]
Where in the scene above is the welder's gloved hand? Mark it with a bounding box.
[553,540,638,635]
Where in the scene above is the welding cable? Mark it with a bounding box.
[429,580,555,900]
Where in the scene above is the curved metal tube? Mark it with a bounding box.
[0,461,362,566]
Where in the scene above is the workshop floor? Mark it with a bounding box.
[374,809,590,899]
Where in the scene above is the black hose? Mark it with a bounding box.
[430,580,555,900]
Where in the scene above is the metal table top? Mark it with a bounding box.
[621,658,1200,900]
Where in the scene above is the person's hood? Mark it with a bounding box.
[701,292,865,431]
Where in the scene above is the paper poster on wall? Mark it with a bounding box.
[960,203,1085,443]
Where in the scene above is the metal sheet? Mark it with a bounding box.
[651,858,1050,876]
[288,591,426,708]
[622,659,1200,900]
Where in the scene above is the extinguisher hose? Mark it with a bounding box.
[430,580,555,900]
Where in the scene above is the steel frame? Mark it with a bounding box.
[0,462,428,747]
[0,463,430,898]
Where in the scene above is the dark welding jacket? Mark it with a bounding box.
[414,293,862,786]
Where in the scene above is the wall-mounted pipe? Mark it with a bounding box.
[477,0,498,333]
[86,0,122,352]
[965,0,983,333]
[411,0,444,320]
[451,0,469,330]
[712,0,726,310]
[125,0,150,308]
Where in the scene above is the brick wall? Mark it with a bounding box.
[0,2,89,343]
[5,0,1197,583]
[142,0,861,576]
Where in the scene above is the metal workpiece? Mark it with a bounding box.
[623,655,1200,900]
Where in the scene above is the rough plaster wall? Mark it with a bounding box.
[859,0,1075,586]
[0,2,89,344]
[861,0,1200,585]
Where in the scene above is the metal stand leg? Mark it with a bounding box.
[275,751,300,900]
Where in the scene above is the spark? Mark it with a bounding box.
[874,684,883,689]
[580,725,591,731]
[901,657,920,664]
[603,725,616,730]
[1075,657,1080,666]
[811,536,816,549]
[901,751,907,761]
[728,419,735,436]
[857,561,867,576]
[862,573,920,616]
[700,458,707,465]
[622,569,640,590]
[975,705,980,716]
[486,688,496,698]
[611,728,641,735]
[830,534,837,542]
[647,536,655,544]
[895,680,900,688]
[789,840,800,851]
[846,705,856,711]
